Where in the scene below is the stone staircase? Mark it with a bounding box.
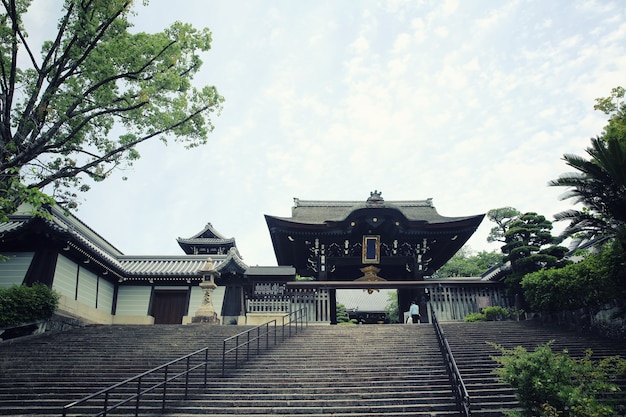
[1,320,626,417]
[164,324,458,417]
[0,324,251,417]
[441,320,626,417]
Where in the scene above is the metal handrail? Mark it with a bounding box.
[61,308,307,417]
[221,308,307,376]
[61,346,211,417]
[430,301,471,417]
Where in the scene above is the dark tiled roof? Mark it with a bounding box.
[176,222,237,254]
[2,205,247,279]
[217,247,248,274]
[0,217,29,234]
[274,197,478,224]
[119,256,211,276]
[176,237,236,245]
[180,222,227,240]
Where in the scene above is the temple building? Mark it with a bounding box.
[0,191,510,327]
[266,191,484,280]
[265,191,507,323]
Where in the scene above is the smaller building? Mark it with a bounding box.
[0,205,249,325]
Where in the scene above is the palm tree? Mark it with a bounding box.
[550,136,626,245]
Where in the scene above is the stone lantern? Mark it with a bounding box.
[192,257,220,324]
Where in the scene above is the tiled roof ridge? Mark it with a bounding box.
[293,198,434,208]
[216,247,248,273]
[179,222,229,241]
[176,237,236,244]
[48,204,125,257]
[3,206,247,279]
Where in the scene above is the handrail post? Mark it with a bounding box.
[281,315,286,340]
[161,365,168,413]
[221,340,226,377]
[205,348,209,387]
[103,391,109,417]
[184,356,190,399]
[135,376,142,417]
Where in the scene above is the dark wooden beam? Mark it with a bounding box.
[286,279,500,289]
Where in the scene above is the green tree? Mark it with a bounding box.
[336,303,350,324]
[550,137,626,247]
[487,207,521,243]
[551,87,626,250]
[435,246,504,277]
[521,244,626,314]
[501,212,569,297]
[385,291,399,323]
[593,85,626,146]
[0,0,224,221]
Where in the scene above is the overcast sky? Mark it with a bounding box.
[26,1,626,266]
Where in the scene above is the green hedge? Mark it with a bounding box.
[0,284,59,327]
[464,306,523,322]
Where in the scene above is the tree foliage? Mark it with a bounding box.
[522,244,626,313]
[435,246,504,277]
[487,207,521,243]
[551,87,626,249]
[0,0,224,220]
[491,341,626,417]
[593,85,626,146]
[385,291,399,323]
[499,212,569,297]
[336,303,351,324]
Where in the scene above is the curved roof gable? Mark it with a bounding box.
[0,206,248,282]
[270,192,481,225]
[177,222,237,255]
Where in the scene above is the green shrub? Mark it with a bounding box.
[482,306,509,320]
[0,284,59,327]
[465,306,522,322]
[336,303,350,324]
[490,341,626,417]
[464,312,487,322]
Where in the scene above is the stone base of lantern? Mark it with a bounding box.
[191,313,220,324]
[191,303,220,324]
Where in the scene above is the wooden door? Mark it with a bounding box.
[151,290,188,324]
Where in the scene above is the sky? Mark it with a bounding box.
[24,0,626,267]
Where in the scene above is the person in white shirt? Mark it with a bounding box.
[409,301,420,324]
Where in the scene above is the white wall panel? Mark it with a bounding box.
[116,286,151,316]
[52,255,78,298]
[0,252,34,288]
[77,268,97,307]
[98,279,114,313]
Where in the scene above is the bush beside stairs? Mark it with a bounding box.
[1,321,626,416]
[441,321,626,416]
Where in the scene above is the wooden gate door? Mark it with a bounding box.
[151,290,188,324]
